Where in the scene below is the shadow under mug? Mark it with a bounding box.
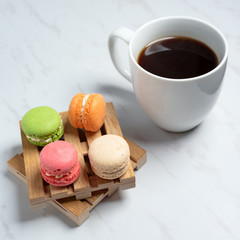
[108,16,228,132]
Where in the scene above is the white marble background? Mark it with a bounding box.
[1,0,240,239]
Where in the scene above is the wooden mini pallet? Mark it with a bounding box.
[20,102,146,209]
[8,136,146,225]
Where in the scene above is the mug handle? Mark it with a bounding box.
[108,27,134,83]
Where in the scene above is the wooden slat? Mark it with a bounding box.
[67,185,74,195]
[51,200,89,226]
[50,185,69,199]
[85,189,108,205]
[107,186,119,197]
[130,159,137,170]
[57,197,91,215]
[104,102,123,136]
[8,154,26,179]
[44,185,51,199]
[53,197,91,225]
[119,168,135,184]
[45,112,69,198]
[84,103,123,187]
[20,121,45,206]
[95,175,114,189]
[124,137,147,170]
[81,142,88,155]
[60,112,90,194]
[88,175,98,188]
[104,103,135,183]
[85,130,102,146]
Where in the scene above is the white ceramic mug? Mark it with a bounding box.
[108,16,228,132]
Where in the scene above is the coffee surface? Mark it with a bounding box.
[138,36,218,79]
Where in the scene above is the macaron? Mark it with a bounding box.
[68,93,106,132]
[22,106,64,147]
[88,135,130,179]
[40,141,81,186]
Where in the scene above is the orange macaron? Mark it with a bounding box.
[68,93,106,132]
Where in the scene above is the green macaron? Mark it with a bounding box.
[21,106,64,147]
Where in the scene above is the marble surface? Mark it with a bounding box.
[1,0,240,239]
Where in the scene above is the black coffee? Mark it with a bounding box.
[138,36,218,79]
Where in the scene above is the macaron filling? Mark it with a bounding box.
[25,119,64,144]
[26,136,52,143]
[40,160,81,186]
[92,157,130,173]
[45,170,72,178]
[91,159,130,179]
[81,94,90,126]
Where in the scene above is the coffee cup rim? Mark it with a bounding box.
[129,16,228,82]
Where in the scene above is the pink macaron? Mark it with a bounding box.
[40,141,81,187]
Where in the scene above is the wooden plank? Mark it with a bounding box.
[60,112,90,194]
[88,175,98,188]
[45,112,69,198]
[95,175,114,189]
[85,190,108,205]
[20,121,45,206]
[75,191,92,200]
[53,197,91,225]
[50,185,69,199]
[67,185,74,195]
[104,102,123,136]
[107,186,119,197]
[85,130,102,146]
[84,104,121,187]
[124,137,147,170]
[8,154,26,179]
[81,142,88,156]
[50,201,89,226]
[104,103,135,185]
[130,159,137,170]
[57,197,91,215]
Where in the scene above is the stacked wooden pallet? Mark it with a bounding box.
[8,102,147,225]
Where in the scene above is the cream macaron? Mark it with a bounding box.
[88,134,130,179]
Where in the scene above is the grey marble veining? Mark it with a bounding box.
[1,0,240,239]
